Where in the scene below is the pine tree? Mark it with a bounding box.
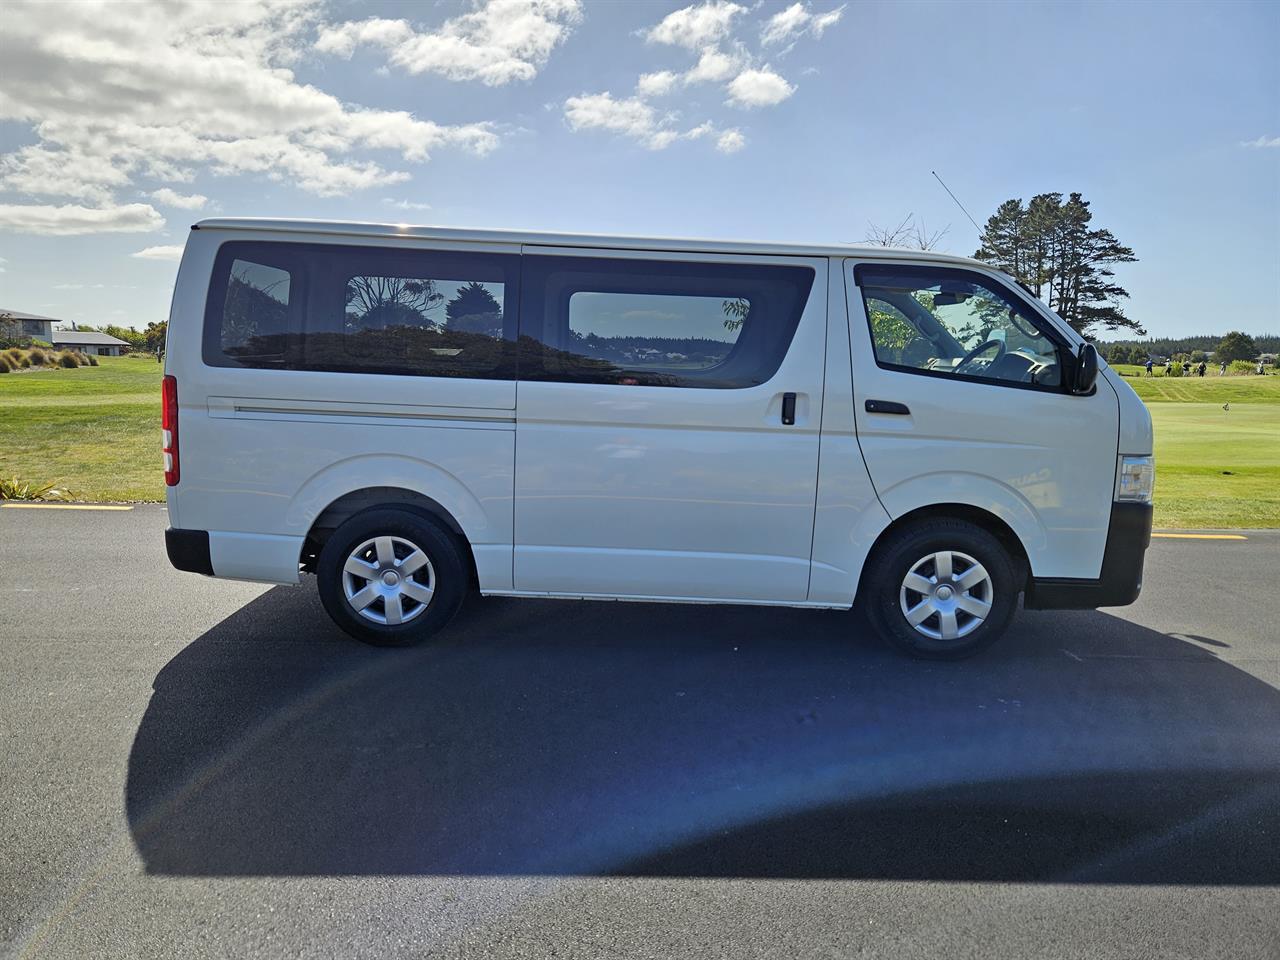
[974,192,1140,338]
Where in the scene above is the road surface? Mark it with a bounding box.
[1,505,1277,958]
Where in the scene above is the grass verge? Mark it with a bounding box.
[0,355,162,501]
[1,356,1277,525]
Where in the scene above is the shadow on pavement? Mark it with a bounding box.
[126,583,1280,882]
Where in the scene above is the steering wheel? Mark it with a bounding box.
[954,338,1006,375]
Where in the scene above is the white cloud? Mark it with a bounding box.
[647,2,745,50]
[149,188,208,210]
[1241,135,1280,148]
[636,70,679,98]
[317,0,583,86]
[761,3,844,46]
[130,245,185,261]
[684,48,742,84]
[716,129,746,153]
[0,0,501,228]
[563,93,725,151]
[0,203,165,235]
[381,198,432,211]
[726,67,795,107]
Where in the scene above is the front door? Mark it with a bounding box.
[513,249,828,602]
[846,260,1119,580]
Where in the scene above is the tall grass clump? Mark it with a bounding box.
[58,350,80,368]
[27,347,47,366]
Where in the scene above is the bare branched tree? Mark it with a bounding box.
[864,214,950,251]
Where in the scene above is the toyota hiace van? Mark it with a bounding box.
[163,220,1154,658]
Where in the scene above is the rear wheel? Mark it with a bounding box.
[317,507,467,647]
[863,519,1018,659]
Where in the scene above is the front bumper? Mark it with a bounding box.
[1023,502,1153,610]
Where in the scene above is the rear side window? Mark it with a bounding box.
[204,241,517,379]
[519,255,814,388]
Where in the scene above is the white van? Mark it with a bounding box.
[163,219,1154,658]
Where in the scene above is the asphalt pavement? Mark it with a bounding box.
[1,504,1277,959]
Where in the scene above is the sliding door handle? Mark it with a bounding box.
[865,399,911,415]
[781,392,797,425]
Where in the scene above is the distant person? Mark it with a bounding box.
[1259,361,1267,376]
[1182,360,1191,374]
[1220,360,1228,375]
[1198,361,1206,377]
[1145,358,1153,376]
[1165,359,1173,375]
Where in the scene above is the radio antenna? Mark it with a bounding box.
[932,170,983,234]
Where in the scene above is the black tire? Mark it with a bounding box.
[316,507,468,647]
[862,518,1019,660]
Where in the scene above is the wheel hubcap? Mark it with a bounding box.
[342,535,435,626]
[899,550,993,642]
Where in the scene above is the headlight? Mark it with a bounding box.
[1116,455,1155,503]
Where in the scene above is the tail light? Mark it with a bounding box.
[162,374,179,486]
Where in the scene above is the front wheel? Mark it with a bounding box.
[862,519,1019,659]
[316,508,468,647]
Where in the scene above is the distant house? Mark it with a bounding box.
[0,307,56,342]
[51,329,130,356]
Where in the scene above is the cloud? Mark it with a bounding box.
[0,202,165,235]
[647,2,745,50]
[381,197,432,211]
[1241,135,1280,148]
[636,70,680,98]
[761,3,845,46]
[684,48,742,85]
[716,129,746,153]
[149,188,208,210]
[0,0,501,227]
[563,93,724,151]
[130,244,185,261]
[316,0,583,86]
[726,68,795,107]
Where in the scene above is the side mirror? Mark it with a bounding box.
[1072,342,1099,395]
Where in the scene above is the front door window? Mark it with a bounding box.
[858,265,1064,389]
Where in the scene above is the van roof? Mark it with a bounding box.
[192,218,993,269]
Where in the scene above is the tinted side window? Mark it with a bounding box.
[520,256,814,388]
[857,265,1064,390]
[204,241,517,379]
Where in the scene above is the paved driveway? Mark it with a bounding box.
[2,505,1277,958]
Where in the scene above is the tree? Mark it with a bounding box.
[865,214,949,251]
[1215,331,1257,363]
[973,192,1140,338]
[346,276,442,329]
[143,321,167,354]
[444,281,503,336]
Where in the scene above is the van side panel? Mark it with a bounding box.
[165,229,519,588]
[808,258,891,605]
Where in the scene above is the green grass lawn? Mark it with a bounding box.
[2,354,1277,526]
[0,355,163,501]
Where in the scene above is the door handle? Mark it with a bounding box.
[781,392,797,425]
[865,399,910,415]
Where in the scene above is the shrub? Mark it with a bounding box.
[28,348,47,366]
[0,357,11,373]
[1229,360,1257,375]
[87,354,99,366]
[19,354,31,368]
[4,347,21,364]
[58,350,80,368]
[0,476,73,501]
[74,351,90,366]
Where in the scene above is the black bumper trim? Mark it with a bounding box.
[166,528,214,576]
[1024,502,1153,610]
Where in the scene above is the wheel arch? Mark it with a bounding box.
[855,503,1032,605]
[300,486,477,586]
